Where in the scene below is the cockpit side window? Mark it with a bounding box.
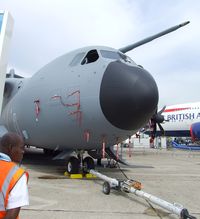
[70,52,86,66]
[81,50,99,65]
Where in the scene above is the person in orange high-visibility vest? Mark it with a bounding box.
[0,132,29,219]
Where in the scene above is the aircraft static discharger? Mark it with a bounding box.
[0,21,189,174]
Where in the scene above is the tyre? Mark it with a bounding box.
[102,181,110,195]
[83,156,95,172]
[66,156,80,174]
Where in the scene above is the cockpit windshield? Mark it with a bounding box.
[100,50,134,64]
[69,49,135,67]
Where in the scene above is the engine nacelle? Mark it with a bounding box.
[190,122,200,141]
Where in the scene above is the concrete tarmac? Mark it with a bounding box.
[20,147,200,219]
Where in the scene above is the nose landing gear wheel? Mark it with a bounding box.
[66,156,80,174]
[83,157,95,172]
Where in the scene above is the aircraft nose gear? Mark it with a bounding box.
[66,151,95,174]
[83,157,95,173]
[66,156,80,174]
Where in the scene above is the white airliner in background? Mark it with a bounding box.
[156,102,200,142]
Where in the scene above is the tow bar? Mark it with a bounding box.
[89,169,196,219]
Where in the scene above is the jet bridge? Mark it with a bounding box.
[0,11,14,115]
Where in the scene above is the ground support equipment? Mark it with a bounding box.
[89,169,196,219]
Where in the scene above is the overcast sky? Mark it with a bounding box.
[1,0,200,108]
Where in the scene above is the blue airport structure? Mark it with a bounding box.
[0,13,3,32]
[0,11,14,114]
[172,141,200,150]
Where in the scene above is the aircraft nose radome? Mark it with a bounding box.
[100,61,159,130]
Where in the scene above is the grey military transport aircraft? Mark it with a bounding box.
[0,21,189,174]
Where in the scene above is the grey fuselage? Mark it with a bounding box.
[1,46,158,151]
